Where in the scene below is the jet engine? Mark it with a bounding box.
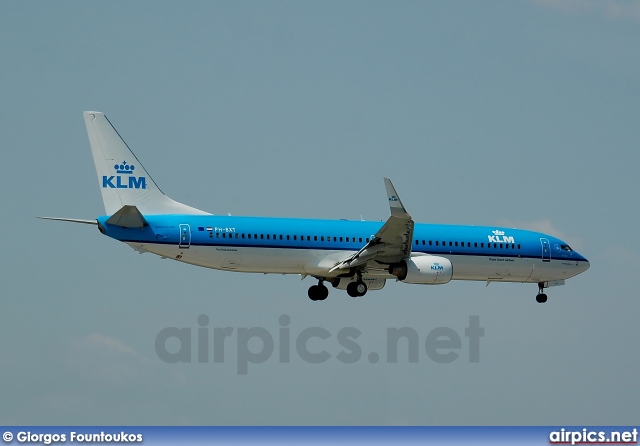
[388,256,453,285]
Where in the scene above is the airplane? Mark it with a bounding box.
[40,112,590,303]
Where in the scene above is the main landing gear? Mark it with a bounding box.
[308,280,329,301]
[536,282,548,304]
[307,274,369,301]
[346,270,368,298]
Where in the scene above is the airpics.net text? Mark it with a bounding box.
[155,315,484,375]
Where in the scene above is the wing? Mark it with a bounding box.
[329,178,413,273]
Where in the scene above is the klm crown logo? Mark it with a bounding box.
[114,161,135,174]
[102,160,146,189]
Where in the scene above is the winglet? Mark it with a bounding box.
[384,178,411,219]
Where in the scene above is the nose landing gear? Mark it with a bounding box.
[536,282,548,303]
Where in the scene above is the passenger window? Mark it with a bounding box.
[518,244,521,249]
[321,236,324,241]
[455,242,458,247]
[314,236,317,241]
[481,243,484,248]
[474,242,477,248]
[307,236,310,241]
[216,233,220,238]
[436,241,439,246]
[267,234,270,240]
[500,243,503,249]
[429,240,432,246]
[449,241,452,247]
[359,238,362,243]
[294,235,297,240]
[340,237,343,242]
[366,238,369,242]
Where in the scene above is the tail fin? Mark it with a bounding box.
[83,111,209,216]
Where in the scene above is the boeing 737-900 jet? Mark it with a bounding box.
[41,112,590,303]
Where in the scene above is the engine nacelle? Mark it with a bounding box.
[331,277,386,291]
[388,256,453,285]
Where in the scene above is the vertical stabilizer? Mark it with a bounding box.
[83,111,209,216]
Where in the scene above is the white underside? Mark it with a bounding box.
[129,242,587,284]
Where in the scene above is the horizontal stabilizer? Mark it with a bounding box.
[105,205,148,228]
[37,217,97,225]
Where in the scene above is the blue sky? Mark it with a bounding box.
[1,0,638,425]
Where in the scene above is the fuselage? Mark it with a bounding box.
[41,112,591,302]
[98,214,590,284]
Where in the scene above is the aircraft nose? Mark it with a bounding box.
[579,256,590,273]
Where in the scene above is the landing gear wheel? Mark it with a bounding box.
[308,282,329,301]
[308,285,320,301]
[347,281,368,298]
[317,284,328,301]
[536,293,548,304]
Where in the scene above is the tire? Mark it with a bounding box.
[536,293,548,303]
[346,282,360,298]
[308,285,319,301]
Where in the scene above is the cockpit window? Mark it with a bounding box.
[561,245,573,252]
